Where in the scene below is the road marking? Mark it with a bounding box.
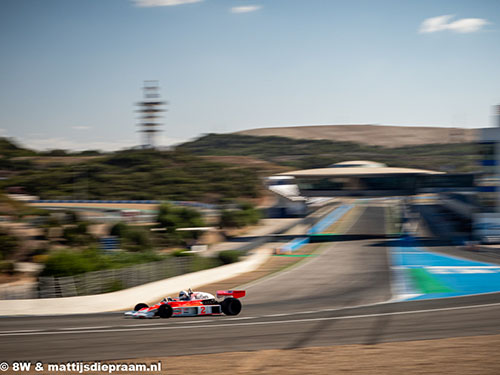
[0,329,42,334]
[263,313,288,317]
[2,301,500,337]
[177,319,216,324]
[225,316,255,320]
[123,322,168,327]
[58,326,112,331]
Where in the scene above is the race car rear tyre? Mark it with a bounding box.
[134,303,148,311]
[221,298,242,316]
[158,304,173,319]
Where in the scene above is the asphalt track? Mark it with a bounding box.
[2,205,500,362]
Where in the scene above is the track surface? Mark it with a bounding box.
[2,205,500,361]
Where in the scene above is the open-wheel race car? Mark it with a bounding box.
[124,289,246,319]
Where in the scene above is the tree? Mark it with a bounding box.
[0,228,18,260]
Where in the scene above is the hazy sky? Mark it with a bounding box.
[1,0,499,151]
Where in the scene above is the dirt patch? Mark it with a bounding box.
[19,334,499,375]
[141,334,500,375]
[236,124,478,148]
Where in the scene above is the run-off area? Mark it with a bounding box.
[391,240,500,301]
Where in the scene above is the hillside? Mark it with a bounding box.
[236,124,479,148]
[1,148,262,203]
[178,133,481,172]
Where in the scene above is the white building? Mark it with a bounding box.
[474,105,500,242]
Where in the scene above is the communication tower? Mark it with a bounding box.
[136,81,166,148]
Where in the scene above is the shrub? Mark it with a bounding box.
[156,204,206,246]
[219,202,261,228]
[109,222,151,252]
[171,249,192,257]
[219,210,245,228]
[0,228,19,260]
[104,280,124,293]
[0,260,15,275]
[40,249,107,277]
[40,248,165,277]
[123,228,151,251]
[63,222,95,247]
[218,250,241,265]
[110,222,129,237]
[190,255,222,272]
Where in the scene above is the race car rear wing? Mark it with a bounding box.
[216,290,246,299]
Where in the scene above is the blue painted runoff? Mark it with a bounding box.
[280,237,310,252]
[392,239,500,301]
[307,204,353,234]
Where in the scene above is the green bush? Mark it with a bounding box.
[40,248,165,277]
[40,248,108,277]
[0,228,19,260]
[104,280,124,293]
[123,228,151,251]
[63,222,95,247]
[219,210,245,228]
[171,249,192,257]
[189,255,222,272]
[218,250,241,265]
[0,260,15,275]
[219,202,261,228]
[156,204,206,246]
[109,222,151,252]
[110,222,128,237]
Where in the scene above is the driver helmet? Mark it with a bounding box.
[179,290,190,301]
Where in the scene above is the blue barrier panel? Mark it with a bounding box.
[100,236,120,252]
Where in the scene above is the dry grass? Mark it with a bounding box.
[201,155,292,175]
[237,124,478,148]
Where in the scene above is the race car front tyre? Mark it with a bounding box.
[158,304,173,318]
[134,303,148,311]
[221,298,242,316]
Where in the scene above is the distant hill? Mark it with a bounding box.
[236,124,479,148]
[178,133,480,172]
[2,148,263,202]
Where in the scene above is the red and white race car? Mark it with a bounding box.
[124,289,246,319]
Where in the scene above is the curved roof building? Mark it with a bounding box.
[277,161,445,197]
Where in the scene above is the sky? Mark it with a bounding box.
[0,0,499,151]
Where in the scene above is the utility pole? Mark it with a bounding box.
[136,81,167,149]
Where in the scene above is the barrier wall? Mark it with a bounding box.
[0,248,271,316]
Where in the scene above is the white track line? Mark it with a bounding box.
[58,326,112,331]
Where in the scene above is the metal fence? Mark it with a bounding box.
[0,282,38,300]
[0,257,194,300]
